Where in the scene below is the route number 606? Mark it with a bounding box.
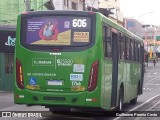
[72,19,87,27]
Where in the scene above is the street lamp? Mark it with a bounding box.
[137,11,154,21]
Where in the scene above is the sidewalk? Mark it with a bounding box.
[145,62,160,69]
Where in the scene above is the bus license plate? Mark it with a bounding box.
[48,80,63,86]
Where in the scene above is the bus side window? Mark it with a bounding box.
[122,35,125,60]
[134,41,138,62]
[119,33,122,59]
[133,41,136,61]
[103,25,107,57]
[106,28,112,58]
[103,25,112,58]
[125,37,130,60]
[119,33,125,60]
[130,39,134,61]
[138,43,142,62]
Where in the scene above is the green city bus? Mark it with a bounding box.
[14,10,144,112]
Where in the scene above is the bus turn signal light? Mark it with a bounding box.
[88,61,99,92]
[16,59,24,89]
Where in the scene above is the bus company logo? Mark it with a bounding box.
[49,53,61,55]
[57,59,73,66]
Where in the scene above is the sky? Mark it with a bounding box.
[120,0,160,25]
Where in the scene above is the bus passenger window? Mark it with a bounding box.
[130,39,134,61]
[125,37,130,60]
[103,25,107,57]
[107,40,112,57]
[135,42,138,61]
[106,28,112,58]
[138,44,141,62]
[120,36,125,60]
[103,25,112,58]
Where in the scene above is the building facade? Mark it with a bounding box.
[53,0,83,10]
[142,25,160,58]
[124,18,143,38]
[53,0,99,11]
[0,28,16,91]
[98,0,123,26]
[0,0,48,91]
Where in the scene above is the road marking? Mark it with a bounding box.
[134,97,160,120]
[113,94,160,120]
[145,75,154,77]
[146,77,158,84]
[143,87,153,90]
[153,73,157,74]
[146,83,160,86]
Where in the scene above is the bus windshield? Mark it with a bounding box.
[25,16,91,46]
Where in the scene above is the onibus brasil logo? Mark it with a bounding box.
[5,36,16,46]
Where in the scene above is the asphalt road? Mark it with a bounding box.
[1,62,160,120]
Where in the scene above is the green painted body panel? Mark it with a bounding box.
[118,61,141,103]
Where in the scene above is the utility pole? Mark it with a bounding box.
[82,0,85,11]
[24,0,31,11]
[91,0,96,11]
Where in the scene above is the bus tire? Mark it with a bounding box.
[117,88,124,111]
[130,81,139,105]
[130,97,137,105]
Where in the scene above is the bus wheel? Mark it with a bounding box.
[117,88,124,111]
[130,97,137,105]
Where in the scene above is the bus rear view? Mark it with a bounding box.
[14,11,102,112]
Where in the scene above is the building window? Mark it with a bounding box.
[64,0,66,5]
[5,2,11,12]
[5,54,14,74]
[147,36,153,39]
[72,2,77,10]
[67,0,69,7]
